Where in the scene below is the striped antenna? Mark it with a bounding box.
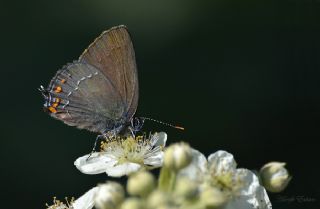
[141,117,185,130]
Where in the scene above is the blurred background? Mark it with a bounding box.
[0,0,319,208]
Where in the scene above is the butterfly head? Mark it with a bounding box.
[130,117,145,132]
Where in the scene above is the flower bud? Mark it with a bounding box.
[175,177,198,199]
[95,181,125,209]
[200,187,227,208]
[147,190,170,208]
[260,162,291,193]
[127,171,156,197]
[164,142,192,170]
[120,198,144,209]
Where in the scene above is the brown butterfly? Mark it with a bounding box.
[39,25,144,140]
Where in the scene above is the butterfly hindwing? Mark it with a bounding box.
[44,61,125,133]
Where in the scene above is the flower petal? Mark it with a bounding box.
[225,188,271,209]
[254,186,272,209]
[105,162,141,177]
[225,169,272,209]
[72,187,99,209]
[74,152,115,174]
[150,132,167,147]
[144,152,164,167]
[177,148,207,182]
[207,150,237,175]
[235,169,259,196]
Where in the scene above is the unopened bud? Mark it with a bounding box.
[164,142,192,170]
[95,181,125,209]
[147,190,170,208]
[127,171,156,197]
[200,187,227,208]
[175,177,198,198]
[120,198,144,209]
[260,162,291,193]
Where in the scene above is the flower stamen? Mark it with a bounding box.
[100,134,158,165]
[74,132,167,177]
[46,196,74,209]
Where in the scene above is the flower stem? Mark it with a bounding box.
[158,166,177,192]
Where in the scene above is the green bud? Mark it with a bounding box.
[120,198,144,209]
[127,171,156,197]
[164,142,192,171]
[200,187,227,208]
[175,177,198,199]
[147,190,170,208]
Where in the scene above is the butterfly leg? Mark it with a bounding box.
[86,134,104,161]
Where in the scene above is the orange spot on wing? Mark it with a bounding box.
[61,79,66,84]
[48,106,57,113]
[54,86,62,93]
[52,102,59,108]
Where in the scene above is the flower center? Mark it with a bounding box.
[100,135,152,165]
[46,197,74,209]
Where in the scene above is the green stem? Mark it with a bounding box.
[158,166,177,192]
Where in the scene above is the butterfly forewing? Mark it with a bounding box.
[79,25,139,120]
[45,62,125,133]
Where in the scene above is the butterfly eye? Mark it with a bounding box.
[131,117,145,131]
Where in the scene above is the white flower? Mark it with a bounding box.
[46,187,99,209]
[178,150,272,209]
[72,187,99,209]
[46,197,71,209]
[74,132,167,177]
[224,169,271,209]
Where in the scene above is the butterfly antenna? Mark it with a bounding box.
[141,117,185,130]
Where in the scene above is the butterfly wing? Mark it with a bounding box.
[43,61,125,133]
[79,25,139,121]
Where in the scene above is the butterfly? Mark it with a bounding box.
[39,25,145,141]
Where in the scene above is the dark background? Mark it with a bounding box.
[1,0,319,208]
